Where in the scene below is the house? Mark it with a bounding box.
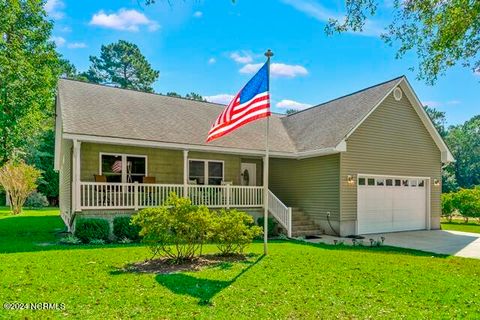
[54,76,453,237]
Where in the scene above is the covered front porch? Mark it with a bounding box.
[70,140,292,236]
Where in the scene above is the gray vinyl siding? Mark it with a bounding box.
[59,139,73,225]
[340,92,442,228]
[269,154,340,222]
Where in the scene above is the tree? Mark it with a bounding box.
[166,92,182,98]
[325,0,480,84]
[445,116,480,189]
[0,160,41,215]
[58,58,88,82]
[424,106,447,138]
[25,129,58,204]
[285,109,298,115]
[185,92,206,102]
[85,40,159,92]
[0,0,60,164]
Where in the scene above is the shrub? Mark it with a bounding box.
[25,191,49,208]
[211,209,263,255]
[74,218,110,243]
[441,193,455,222]
[89,239,106,245]
[113,216,141,241]
[132,193,213,263]
[0,160,41,214]
[451,188,480,223]
[59,235,81,245]
[257,217,278,237]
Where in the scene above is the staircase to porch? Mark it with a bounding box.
[289,208,323,238]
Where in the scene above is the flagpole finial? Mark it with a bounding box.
[264,49,274,59]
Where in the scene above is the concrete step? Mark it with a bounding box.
[291,229,323,237]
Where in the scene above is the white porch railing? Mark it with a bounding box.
[268,190,292,237]
[79,182,263,210]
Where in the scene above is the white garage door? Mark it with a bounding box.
[357,175,428,234]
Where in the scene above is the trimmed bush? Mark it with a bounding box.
[113,216,141,242]
[212,209,263,255]
[132,193,214,262]
[25,191,49,208]
[74,218,110,243]
[257,217,278,237]
[451,188,480,222]
[441,193,455,222]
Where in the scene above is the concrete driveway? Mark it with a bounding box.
[366,230,480,259]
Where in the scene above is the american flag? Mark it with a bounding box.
[207,62,271,142]
[111,160,122,173]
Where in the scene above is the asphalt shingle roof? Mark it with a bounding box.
[58,76,404,154]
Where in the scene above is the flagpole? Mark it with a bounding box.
[263,49,273,255]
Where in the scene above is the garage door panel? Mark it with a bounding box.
[358,175,427,234]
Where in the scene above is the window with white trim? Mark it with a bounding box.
[189,160,224,185]
[100,153,147,183]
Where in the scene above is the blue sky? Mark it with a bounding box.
[47,0,479,125]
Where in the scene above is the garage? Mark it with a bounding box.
[357,175,429,234]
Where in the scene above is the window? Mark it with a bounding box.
[402,179,409,187]
[358,178,366,186]
[100,153,147,183]
[376,179,385,186]
[386,179,393,186]
[367,178,375,186]
[395,179,401,186]
[418,180,425,187]
[410,179,418,187]
[189,160,224,185]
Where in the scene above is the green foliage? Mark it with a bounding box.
[85,40,159,92]
[58,58,88,81]
[166,92,182,98]
[113,216,141,242]
[74,218,110,243]
[257,217,278,237]
[451,188,480,220]
[132,193,213,262]
[325,0,480,84]
[185,92,206,101]
[59,235,81,245]
[424,106,447,138]
[211,209,263,255]
[89,239,106,245]
[0,160,41,214]
[445,116,480,190]
[441,193,455,221]
[285,109,299,115]
[25,191,49,208]
[25,129,58,200]
[0,0,60,164]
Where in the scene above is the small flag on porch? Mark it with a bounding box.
[206,62,271,142]
[111,160,122,173]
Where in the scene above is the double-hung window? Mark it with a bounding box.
[100,153,147,183]
[189,160,224,185]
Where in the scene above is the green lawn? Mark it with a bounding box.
[1,208,479,319]
[441,218,480,234]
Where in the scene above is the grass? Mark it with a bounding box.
[441,218,480,234]
[0,208,479,319]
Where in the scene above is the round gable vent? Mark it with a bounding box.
[393,87,403,101]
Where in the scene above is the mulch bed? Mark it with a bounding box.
[120,254,250,274]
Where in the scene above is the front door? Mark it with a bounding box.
[240,163,256,186]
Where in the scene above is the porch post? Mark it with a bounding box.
[183,150,189,198]
[72,140,82,212]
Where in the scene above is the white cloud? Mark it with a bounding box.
[52,36,66,47]
[193,11,203,18]
[230,51,253,64]
[475,68,480,76]
[276,99,312,110]
[59,26,71,33]
[282,0,383,37]
[422,100,440,108]
[45,0,65,19]
[240,63,308,78]
[90,9,160,32]
[67,42,87,49]
[208,58,216,64]
[205,94,235,105]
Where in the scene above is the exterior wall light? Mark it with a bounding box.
[347,175,355,185]
[433,179,441,187]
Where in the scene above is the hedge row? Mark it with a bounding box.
[442,187,480,221]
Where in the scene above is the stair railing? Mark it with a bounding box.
[268,190,292,237]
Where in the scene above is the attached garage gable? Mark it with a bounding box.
[340,83,442,235]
